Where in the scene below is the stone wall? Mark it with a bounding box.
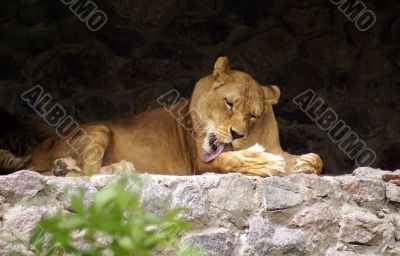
[0,0,400,173]
[1,168,400,255]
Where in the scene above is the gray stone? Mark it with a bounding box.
[341,177,385,204]
[257,177,304,210]
[293,202,340,252]
[339,209,394,246]
[140,178,172,213]
[89,174,118,189]
[171,183,208,221]
[352,167,393,180]
[325,248,362,256]
[391,214,400,241]
[386,183,400,203]
[288,174,334,197]
[184,228,235,256]
[0,170,47,202]
[1,205,58,240]
[293,201,340,232]
[208,174,255,222]
[0,196,10,223]
[1,169,400,255]
[46,178,98,209]
[247,216,306,255]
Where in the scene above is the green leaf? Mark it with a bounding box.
[58,216,86,230]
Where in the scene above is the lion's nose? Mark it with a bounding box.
[230,128,245,140]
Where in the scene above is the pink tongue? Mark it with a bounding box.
[202,144,226,163]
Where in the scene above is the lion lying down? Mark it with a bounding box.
[1,57,322,176]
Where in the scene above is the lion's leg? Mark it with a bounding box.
[81,125,110,175]
[71,124,110,175]
[281,151,323,175]
[211,144,286,177]
[99,160,135,174]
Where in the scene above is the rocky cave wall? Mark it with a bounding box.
[0,0,400,174]
[1,168,400,255]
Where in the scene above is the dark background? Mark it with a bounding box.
[0,0,399,174]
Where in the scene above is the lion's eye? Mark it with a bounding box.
[224,98,233,110]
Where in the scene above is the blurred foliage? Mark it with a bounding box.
[15,174,206,256]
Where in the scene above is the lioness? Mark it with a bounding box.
[0,57,322,176]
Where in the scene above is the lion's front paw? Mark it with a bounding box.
[293,153,323,175]
[52,157,81,177]
[231,144,286,177]
[100,160,135,175]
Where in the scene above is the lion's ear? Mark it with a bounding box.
[263,85,280,105]
[213,56,231,78]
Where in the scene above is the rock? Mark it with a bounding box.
[339,208,394,246]
[282,6,330,35]
[171,183,208,221]
[118,58,182,87]
[223,0,270,25]
[345,22,378,48]
[385,16,400,43]
[0,47,25,81]
[17,1,68,26]
[288,174,334,197]
[74,95,133,122]
[292,201,341,253]
[246,216,306,255]
[293,201,340,236]
[111,0,177,25]
[140,177,172,213]
[89,174,118,189]
[257,177,304,210]
[97,24,145,56]
[46,177,98,209]
[341,177,385,204]
[1,169,400,255]
[165,16,229,46]
[208,174,255,225]
[396,52,400,68]
[238,27,296,69]
[358,49,392,80]
[0,196,9,219]
[352,167,393,180]
[391,214,400,241]
[147,42,209,71]
[302,33,351,69]
[386,183,400,203]
[273,59,326,99]
[367,76,400,107]
[325,248,362,256]
[0,170,47,202]
[1,204,58,240]
[183,228,235,256]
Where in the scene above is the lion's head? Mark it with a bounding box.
[190,57,281,163]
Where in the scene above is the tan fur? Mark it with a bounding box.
[24,57,322,176]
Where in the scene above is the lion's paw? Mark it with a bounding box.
[100,160,135,175]
[234,144,286,177]
[52,157,81,177]
[293,153,323,175]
